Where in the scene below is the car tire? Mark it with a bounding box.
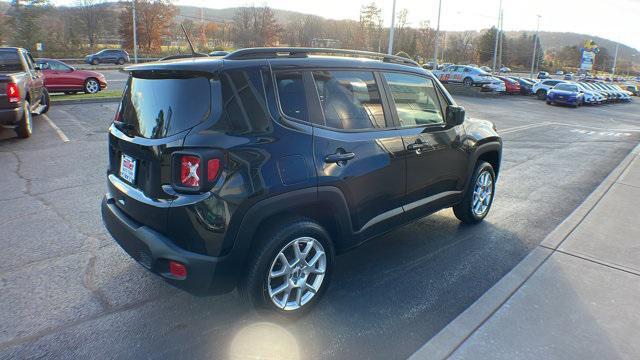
[536,90,546,100]
[453,161,496,224]
[91,58,99,65]
[463,77,473,86]
[39,88,50,115]
[84,78,100,94]
[239,216,334,317]
[546,100,552,105]
[15,100,33,139]
[117,58,125,65]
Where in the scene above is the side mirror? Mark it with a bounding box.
[34,64,43,71]
[447,105,465,126]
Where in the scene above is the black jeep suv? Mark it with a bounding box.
[101,48,502,314]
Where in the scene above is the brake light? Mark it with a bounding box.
[180,155,201,187]
[7,82,19,103]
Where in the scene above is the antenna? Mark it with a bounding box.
[181,24,197,56]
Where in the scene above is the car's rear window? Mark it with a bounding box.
[0,50,22,72]
[120,73,211,138]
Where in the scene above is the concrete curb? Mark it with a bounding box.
[409,142,640,360]
[50,98,120,106]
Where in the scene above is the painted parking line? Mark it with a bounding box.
[41,114,70,143]
[500,121,552,134]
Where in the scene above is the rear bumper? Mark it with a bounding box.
[0,106,22,128]
[101,195,239,295]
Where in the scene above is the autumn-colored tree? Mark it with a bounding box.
[119,0,178,52]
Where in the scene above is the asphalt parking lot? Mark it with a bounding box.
[1,96,639,359]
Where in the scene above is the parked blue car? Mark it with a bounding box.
[546,83,584,107]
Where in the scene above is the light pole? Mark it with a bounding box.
[491,0,502,73]
[611,43,619,80]
[387,0,397,55]
[433,0,442,68]
[132,0,138,63]
[529,15,541,79]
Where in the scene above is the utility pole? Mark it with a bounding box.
[387,0,397,55]
[611,43,619,80]
[132,0,138,63]
[433,0,442,68]
[497,9,504,73]
[529,15,541,79]
[491,0,502,73]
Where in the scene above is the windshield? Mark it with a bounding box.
[554,84,577,91]
[0,50,22,72]
[119,73,212,138]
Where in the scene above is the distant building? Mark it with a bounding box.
[311,38,341,49]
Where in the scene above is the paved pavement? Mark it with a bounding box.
[1,96,639,359]
[411,143,640,359]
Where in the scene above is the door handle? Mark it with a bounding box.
[407,141,429,151]
[324,152,355,164]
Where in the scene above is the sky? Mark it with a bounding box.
[51,0,640,51]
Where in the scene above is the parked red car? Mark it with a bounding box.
[35,59,107,94]
[496,76,521,94]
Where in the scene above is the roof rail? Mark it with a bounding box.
[223,47,420,67]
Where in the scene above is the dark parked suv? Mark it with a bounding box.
[85,49,130,65]
[101,48,502,315]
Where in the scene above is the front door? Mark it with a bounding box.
[309,70,406,239]
[381,71,468,214]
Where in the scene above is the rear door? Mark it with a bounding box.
[107,71,214,232]
[309,69,406,239]
[381,71,468,215]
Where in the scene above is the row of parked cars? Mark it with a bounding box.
[534,79,635,107]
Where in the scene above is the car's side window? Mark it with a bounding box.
[275,72,308,122]
[383,72,445,127]
[312,70,387,130]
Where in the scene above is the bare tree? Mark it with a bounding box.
[76,0,104,51]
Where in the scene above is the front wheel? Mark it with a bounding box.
[453,161,496,224]
[15,100,33,138]
[463,77,473,86]
[91,58,99,65]
[239,216,334,316]
[84,78,100,94]
[39,88,50,115]
[536,90,547,100]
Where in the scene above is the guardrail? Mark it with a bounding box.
[54,57,161,64]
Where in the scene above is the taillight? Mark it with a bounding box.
[172,151,223,193]
[180,155,201,188]
[7,82,19,103]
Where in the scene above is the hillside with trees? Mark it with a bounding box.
[0,1,637,74]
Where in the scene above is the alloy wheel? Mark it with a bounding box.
[472,170,493,217]
[267,236,327,311]
[86,79,99,94]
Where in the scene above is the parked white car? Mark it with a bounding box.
[435,65,499,86]
[532,79,568,99]
[499,66,511,73]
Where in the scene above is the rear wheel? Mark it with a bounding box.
[239,216,334,316]
[15,100,33,138]
[117,58,125,65]
[84,78,100,94]
[453,161,496,224]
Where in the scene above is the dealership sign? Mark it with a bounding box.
[580,39,599,71]
[580,50,595,70]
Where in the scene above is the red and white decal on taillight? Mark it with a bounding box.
[180,155,201,187]
[7,82,19,103]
